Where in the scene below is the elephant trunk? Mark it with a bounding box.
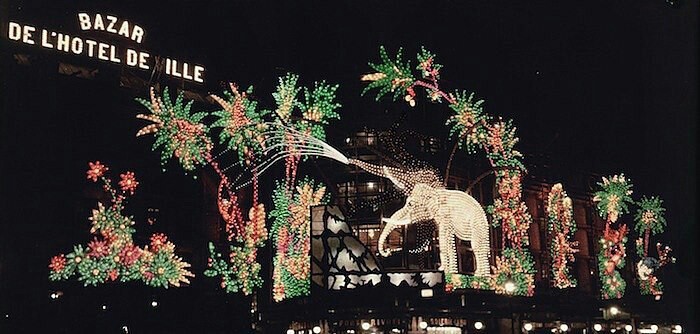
[378,208,411,257]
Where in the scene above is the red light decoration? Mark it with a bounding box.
[546,183,579,289]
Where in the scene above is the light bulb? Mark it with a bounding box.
[625,325,632,332]
[650,324,658,332]
[560,324,569,332]
[419,321,428,330]
[287,329,295,334]
[474,321,484,330]
[524,323,533,331]
[594,324,602,331]
[151,300,158,307]
[504,280,516,294]
[313,326,321,334]
[361,322,371,330]
[609,306,620,316]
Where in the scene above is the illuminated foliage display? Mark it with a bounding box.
[136,87,211,172]
[593,174,634,299]
[270,178,328,302]
[49,162,193,288]
[362,46,535,296]
[136,74,341,297]
[205,204,267,295]
[634,196,675,299]
[546,183,579,289]
[210,83,270,165]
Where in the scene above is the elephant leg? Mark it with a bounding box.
[438,220,458,274]
[471,222,491,277]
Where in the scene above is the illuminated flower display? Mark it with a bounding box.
[49,162,193,288]
[546,183,579,289]
[362,46,535,296]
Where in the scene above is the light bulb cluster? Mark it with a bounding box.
[49,162,193,288]
[594,174,634,300]
[362,46,536,295]
[546,183,579,289]
[271,178,328,302]
[137,73,341,296]
[634,196,674,299]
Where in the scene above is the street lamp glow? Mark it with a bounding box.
[594,324,603,332]
[560,323,569,332]
[524,323,533,331]
[474,321,484,330]
[361,322,371,330]
[609,306,620,316]
[504,280,516,294]
[625,325,632,332]
[419,321,428,330]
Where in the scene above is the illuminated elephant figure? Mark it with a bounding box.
[347,159,491,277]
[252,127,492,276]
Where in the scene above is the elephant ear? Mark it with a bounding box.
[408,184,440,220]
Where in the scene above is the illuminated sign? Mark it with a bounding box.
[5,13,206,83]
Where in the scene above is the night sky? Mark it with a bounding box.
[0,0,697,332]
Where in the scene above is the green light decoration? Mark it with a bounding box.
[362,46,535,296]
[445,91,490,154]
[593,174,634,224]
[634,196,675,299]
[136,87,211,172]
[136,74,341,296]
[593,174,633,299]
[273,74,303,123]
[444,274,491,291]
[205,204,268,294]
[48,161,194,288]
[361,46,415,102]
[634,196,667,239]
[210,84,271,165]
[270,178,328,302]
[491,248,536,295]
[296,81,342,142]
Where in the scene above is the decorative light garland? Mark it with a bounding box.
[362,46,535,296]
[49,162,193,288]
[593,174,634,299]
[633,196,675,299]
[546,183,579,289]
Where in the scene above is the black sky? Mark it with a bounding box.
[0,0,697,332]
